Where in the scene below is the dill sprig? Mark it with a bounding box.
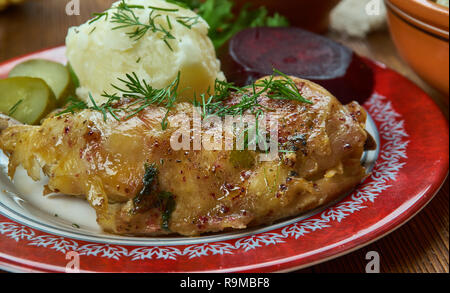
[193,71,311,153]
[105,72,180,128]
[56,97,88,116]
[147,5,179,12]
[89,12,109,24]
[165,0,191,9]
[176,16,201,29]
[259,69,312,104]
[57,69,311,133]
[194,69,312,119]
[110,1,176,50]
[58,72,180,130]
[88,0,200,51]
[8,99,23,116]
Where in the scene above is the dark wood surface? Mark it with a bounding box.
[0,0,448,273]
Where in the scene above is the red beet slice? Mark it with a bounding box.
[219,27,374,104]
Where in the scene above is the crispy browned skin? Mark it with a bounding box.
[0,77,371,236]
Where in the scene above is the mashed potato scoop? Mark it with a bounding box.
[66,0,225,105]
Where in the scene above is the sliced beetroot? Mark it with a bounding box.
[219,27,374,105]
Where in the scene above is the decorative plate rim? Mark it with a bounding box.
[0,46,448,273]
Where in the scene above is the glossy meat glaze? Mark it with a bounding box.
[0,77,373,236]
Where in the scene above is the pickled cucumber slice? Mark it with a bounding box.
[9,59,74,106]
[0,77,57,125]
[67,62,80,89]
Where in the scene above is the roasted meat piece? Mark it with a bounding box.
[0,77,374,236]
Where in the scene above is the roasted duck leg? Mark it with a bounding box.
[0,77,374,236]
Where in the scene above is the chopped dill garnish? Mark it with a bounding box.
[258,69,312,104]
[56,97,88,116]
[165,0,190,9]
[158,191,176,231]
[58,72,180,130]
[109,1,177,50]
[57,69,311,133]
[87,0,200,50]
[147,5,179,12]
[192,69,311,151]
[132,163,176,231]
[89,12,109,24]
[176,16,201,29]
[133,163,159,212]
[166,15,172,30]
[8,99,23,116]
[194,69,312,119]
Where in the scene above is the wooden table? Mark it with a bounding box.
[0,0,448,273]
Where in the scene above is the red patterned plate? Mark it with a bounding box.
[0,47,448,273]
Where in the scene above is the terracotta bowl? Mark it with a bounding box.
[385,0,449,96]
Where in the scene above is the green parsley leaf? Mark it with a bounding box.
[171,0,289,49]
